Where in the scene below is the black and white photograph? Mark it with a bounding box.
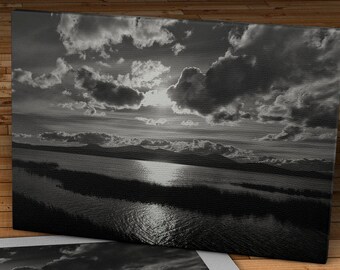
[0,241,208,269]
[11,10,340,263]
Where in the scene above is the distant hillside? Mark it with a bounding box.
[12,141,331,179]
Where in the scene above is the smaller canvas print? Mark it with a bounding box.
[11,10,340,263]
[0,241,208,270]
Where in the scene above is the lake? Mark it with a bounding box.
[12,147,330,261]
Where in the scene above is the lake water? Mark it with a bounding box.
[12,148,329,260]
[12,148,331,199]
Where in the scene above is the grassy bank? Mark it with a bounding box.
[13,159,331,234]
[230,182,331,199]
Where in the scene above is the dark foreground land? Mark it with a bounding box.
[13,159,331,233]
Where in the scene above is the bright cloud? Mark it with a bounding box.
[57,14,178,59]
[116,60,170,89]
[180,120,199,127]
[171,43,186,55]
[13,58,72,89]
[135,117,168,126]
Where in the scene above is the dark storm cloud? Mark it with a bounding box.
[75,66,144,109]
[256,79,340,143]
[168,24,340,126]
[290,92,339,130]
[39,131,112,145]
[259,115,285,122]
[258,80,340,129]
[210,110,246,123]
[208,105,252,124]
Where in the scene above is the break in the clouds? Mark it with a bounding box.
[57,14,178,59]
[12,58,72,89]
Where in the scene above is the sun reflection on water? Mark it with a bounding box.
[135,160,188,186]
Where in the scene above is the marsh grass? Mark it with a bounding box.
[13,159,331,234]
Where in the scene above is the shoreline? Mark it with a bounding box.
[13,159,331,233]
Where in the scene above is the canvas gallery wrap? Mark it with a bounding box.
[11,10,340,263]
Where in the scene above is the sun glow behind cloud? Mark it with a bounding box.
[142,89,173,107]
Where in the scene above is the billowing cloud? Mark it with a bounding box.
[168,67,208,114]
[172,43,186,55]
[31,131,335,172]
[117,60,170,89]
[57,101,87,111]
[207,103,251,125]
[135,117,168,126]
[75,66,144,109]
[39,131,113,145]
[168,25,340,127]
[257,156,333,172]
[180,120,199,127]
[57,14,178,58]
[140,139,171,147]
[258,125,303,141]
[13,58,72,89]
[62,89,72,96]
[169,139,252,158]
[259,126,337,143]
[257,80,340,129]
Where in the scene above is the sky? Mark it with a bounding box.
[11,11,340,170]
[0,242,207,270]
